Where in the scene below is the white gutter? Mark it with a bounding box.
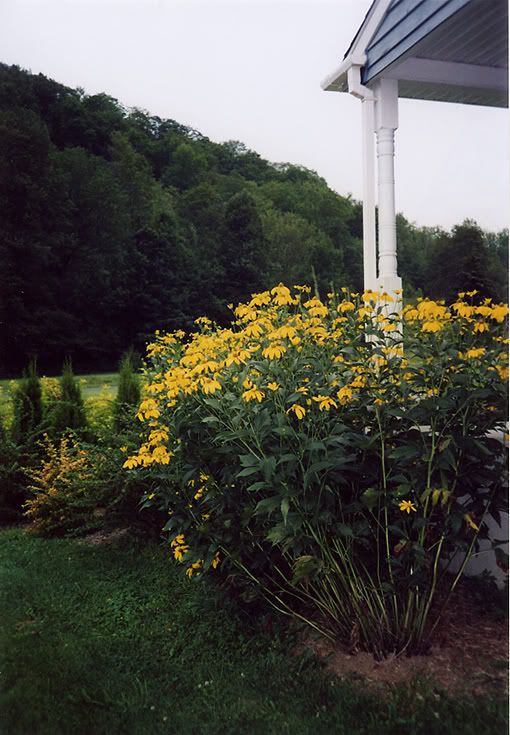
[320,52,366,92]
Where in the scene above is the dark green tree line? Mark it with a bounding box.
[0,63,506,376]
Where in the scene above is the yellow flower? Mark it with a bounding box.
[312,395,337,411]
[267,382,280,391]
[193,360,219,374]
[399,500,417,514]
[242,385,265,402]
[476,305,492,317]
[269,324,296,340]
[338,301,355,313]
[452,302,474,318]
[491,304,508,322]
[269,283,295,306]
[243,323,264,339]
[262,343,286,360]
[123,456,140,469]
[495,365,509,380]
[120,446,128,453]
[422,321,442,333]
[473,321,488,333]
[464,347,486,359]
[336,386,353,404]
[350,375,367,389]
[287,404,306,420]
[151,446,172,465]
[199,376,222,394]
[464,513,479,531]
[186,559,204,578]
[303,298,328,318]
[136,398,160,421]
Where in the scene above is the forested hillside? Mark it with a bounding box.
[0,63,507,376]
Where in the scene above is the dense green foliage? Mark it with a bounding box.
[0,63,507,376]
[129,286,508,656]
[1,529,507,735]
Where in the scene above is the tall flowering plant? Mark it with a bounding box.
[126,285,508,657]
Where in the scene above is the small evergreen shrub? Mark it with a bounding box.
[47,359,88,438]
[126,285,508,657]
[1,362,45,521]
[113,352,141,432]
[10,360,43,446]
[0,415,24,523]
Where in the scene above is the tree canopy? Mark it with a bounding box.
[0,63,506,376]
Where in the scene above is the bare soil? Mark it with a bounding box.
[78,527,130,546]
[298,582,508,695]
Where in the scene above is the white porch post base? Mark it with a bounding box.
[375,275,402,295]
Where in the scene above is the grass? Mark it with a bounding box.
[0,529,507,735]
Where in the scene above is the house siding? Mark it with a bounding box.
[362,0,471,83]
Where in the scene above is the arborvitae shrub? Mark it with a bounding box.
[113,352,141,432]
[0,413,24,523]
[48,359,88,438]
[10,361,43,446]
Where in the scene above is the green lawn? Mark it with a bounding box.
[0,529,507,735]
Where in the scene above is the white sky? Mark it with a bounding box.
[2,0,508,231]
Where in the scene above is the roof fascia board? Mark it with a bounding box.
[321,0,394,92]
[347,0,398,61]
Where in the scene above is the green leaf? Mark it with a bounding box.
[247,481,269,493]
[239,453,258,468]
[277,453,298,466]
[335,523,353,538]
[360,487,381,510]
[254,497,281,515]
[266,525,289,545]
[201,415,220,424]
[237,466,260,478]
[281,497,290,526]
[308,440,326,451]
[388,445,421,460]
[260,456,276,482]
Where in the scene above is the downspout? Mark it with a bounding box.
[347,63,377,292]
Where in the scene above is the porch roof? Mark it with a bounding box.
[322,0,508,108]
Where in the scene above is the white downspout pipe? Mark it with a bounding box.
[347,64,377,292]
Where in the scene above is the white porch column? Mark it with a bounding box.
[346,64,378,293]
[374,78,402,296]
[361,97,377,291]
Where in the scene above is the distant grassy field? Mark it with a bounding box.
[0,529,507,735]
[0,373,119,427]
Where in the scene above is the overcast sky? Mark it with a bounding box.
[2,0,508,231]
